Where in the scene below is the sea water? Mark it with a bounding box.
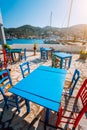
[0,38,44,45]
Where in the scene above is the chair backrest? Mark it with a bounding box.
[0,58,3,70]
[52,54,56,67]
[20,61,30,78]
[24,48,26,60]
[69,69,80,95]
[40,47,47,60]
[3,49,7,68]
[76,79,87,107]
[73,79,87,128]
[20,48,26,61]
[0,69,12,96]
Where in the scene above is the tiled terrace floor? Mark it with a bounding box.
[0,51,87,130]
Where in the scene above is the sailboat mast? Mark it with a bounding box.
[67,0,73,41]
[50,11,52,28]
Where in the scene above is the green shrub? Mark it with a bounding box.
[33,43,37,50]
[3,43,11,50]
[79,50,87,60]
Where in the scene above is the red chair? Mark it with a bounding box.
[3,49,12,68]
[3,49,7,68]
[56,79,87,129]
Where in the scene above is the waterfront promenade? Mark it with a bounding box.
[0,50,87,130]
[0,42,86,53]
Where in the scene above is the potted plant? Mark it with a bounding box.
[33,43,37,55]
[2,44,12,71]
[79,50,87,60]
[2,43,11,51]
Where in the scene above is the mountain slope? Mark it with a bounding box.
[3,24,87,39]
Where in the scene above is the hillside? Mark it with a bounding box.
[3,24,87,40]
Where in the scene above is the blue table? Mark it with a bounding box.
[9,65,67,123]
[40,47,52,60]
[7,48,22,53]
[43,48,52,51]
[6,49,22,62]
[53,52,72,69]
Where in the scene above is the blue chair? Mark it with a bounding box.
[0,69,21,113]
[40,47,48,60]
[20,61,30,113]
[63,69,80,96]
[20,48,26,61]
[20,61,30,78]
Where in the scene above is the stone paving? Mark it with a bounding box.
[0,51,87,130]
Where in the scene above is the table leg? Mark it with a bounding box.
[11,53,15,62]
[15,95,20,113]
[25,99,30,114]
[46,51,48,60]
[68,56,72,68]
[60,59,63,69]
[45,108,50,124]
[4,96,9,109]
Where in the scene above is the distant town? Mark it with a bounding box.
[2,24,87,45]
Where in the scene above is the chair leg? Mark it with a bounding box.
[20,55,22,60]
[24,56,26,61]
[15,95,20,113]
[85,111,87,118]
[56,107,63,127]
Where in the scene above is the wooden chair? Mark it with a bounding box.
[40,47,48,61]
[52,54,60,68]
[0,58,3,70]
[3,49,7,68]
[63,69,80,96]
[49,47,55,59]
[20,48,26,61]
[56,79,87,129]
[55,57,61,68]
[20,61,30,78]
[3,49,13,66]
[0,69,21,113]
[64,58,70,69]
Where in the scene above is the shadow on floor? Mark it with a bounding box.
[30,58,44,64]
[75,58,86,63]
[0,100,63,130]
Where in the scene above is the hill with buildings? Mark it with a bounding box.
[3,24,87,43]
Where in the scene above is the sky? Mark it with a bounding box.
[0,0,87,28]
